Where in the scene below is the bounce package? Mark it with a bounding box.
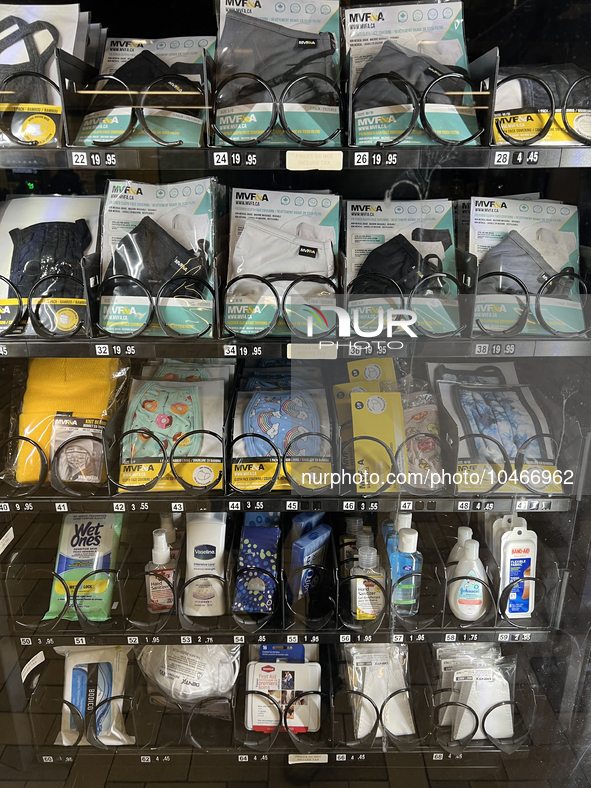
[469,197,582,336]
[99,178,219,337]
[215,0,341,146]
[45,514,123,622]
[346,199,460,335]
[345,2,477,146]
[226,188,340,337]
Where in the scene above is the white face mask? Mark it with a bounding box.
[138,644,240,704]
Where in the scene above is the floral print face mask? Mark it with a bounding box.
[122,382,203,461]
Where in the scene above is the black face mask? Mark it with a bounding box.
[0,16,59,104]
[350,234,442,295]
[9,219,91,298]
[104,216,208,297]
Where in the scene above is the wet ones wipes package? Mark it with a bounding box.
[470,197,582,336]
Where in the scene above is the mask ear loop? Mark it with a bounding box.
[394,432,447,495]
[494,74,555,146]
[136,74,204,147]
[347,272,405,305]
[222,275,281,340]
[281,275,338,339]
[105,428,168,492]
[0,435,48,497]
[50,434,106,497]
[562,75,591,144]
[95,274,155,338]
[27,273,85,339]
[77,74,136,147]
[351,71,420,146]
[170,429,224,494]
[227,433,281,495]
[420,73,485,146]
[0,275,23,335]
[213,72,277,147]
[514,432,560,494]
[155,276,215,339]
[408,272,467,338]
[279,73,343,146]
[456,433,514,495]
[282,431,335,496]
[0,71,60,145]
[535,271,591,336]
[475,271,530,337]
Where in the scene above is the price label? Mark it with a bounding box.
[180,636,192,644]
[400,501,413,511]
[238,755,249,762]
[505,343,516,355]
[0,345,7,356]
[433,753,444,761]
[0,503,9,512]
[336,754,346,761]
[484,502,494,510]
[55,503,68,512]
[113,502,126,512]
[392,634,404,643]
[498,633,510,641]
[141,756,151,763]
[444,634,457,642]
[213,151,229,166]
[171,502,185,512]
[354,151,369,166]
[69,151,118,168]
[474,343,489,355]
[74,637,86,645]
[340,634,351,643]
[286,501,299,511]
[95,344,109,356]
[245,153,257,166]
[493,150,510,166]
[234,635,245,644]
[20,637,33,646]
[229,501,242,511]
[516,501,528,511]
[342,501,355,511]
[223,345,237,356]
[287,635,299,643]
[127,636,139,645]
[457,501,470,511]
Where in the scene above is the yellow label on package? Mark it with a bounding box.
[231,458,333,492]
[493,109,590,145]
[350,392,406,494]
[333,381,381,425]
[347,358,398,392]
[119,460,223,492]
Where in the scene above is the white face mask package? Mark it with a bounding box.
[452,656,516,741]
[454,193,541,253]
[346,198,458,336]
[54,645,134,746]
[100,36,216,75]
[226,188,340,337]
[98,178,220,338]
[469,197,581,336]
[136,644,240,712]
[0,195,103,335]
[245,660,322,733]
[344,3,473,146]
[345,643,414,740]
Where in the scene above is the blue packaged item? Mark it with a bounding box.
[244,512,281,527]
[244,373,309,391]
[259,644,306,662]
[243,391,322,457]
[290,523,331,601]
[290,511,325,544]
[233,525,280,614]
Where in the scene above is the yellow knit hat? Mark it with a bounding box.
[16,358,121,484]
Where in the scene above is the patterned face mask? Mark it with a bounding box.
[243,372,309,391]
[122,382,202,461]
[243,391,322,458]
[150,362,213,382]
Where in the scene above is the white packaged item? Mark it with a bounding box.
[183,512,227,617]
[137,644,240,706]
[500,525,537,618]
[55,645,134,746]
[452,658,515,741]
[447,539,489,621]
[434,643,500,727]
[346,643,414,739]
[245,661,321,733]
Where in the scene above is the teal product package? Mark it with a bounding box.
[216,0,341,147]
[469,197,582,336]
[345,3,477,146]
[99,178,221,337]
[226,187,340,337]
[45,514,123,622]
[99,36,216,75]
[346,199,460,335]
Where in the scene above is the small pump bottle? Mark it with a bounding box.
[446,525,473,570]
[351,546,385,620]
[391,528,423,616]
[145,528,175,613]
[387,512,413,559]
[447,539,489,621]
[339,516,364,577]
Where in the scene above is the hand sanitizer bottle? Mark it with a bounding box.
[339,516,364,578]
[145,528,175,613]
[447,539,489,621]
[350,547,385,620]
[160,513,181,563]
[391,528,422,616]
[387,512,413,559]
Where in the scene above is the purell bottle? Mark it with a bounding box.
[447,539,489,621]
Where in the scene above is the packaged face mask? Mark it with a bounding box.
[55,645,134,746]
[470,197,581,336]
[452,658,515,741]
[44,514,123,622]
[216,1,341,147]
[100,36,216,76]
[137,644,240,707]
[434,643,501,727]
[99,178,218,337]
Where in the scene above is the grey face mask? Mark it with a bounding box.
[478,231,575,297]
[497,64,591,108]
[0,16,59,104]
[216,10,337,107]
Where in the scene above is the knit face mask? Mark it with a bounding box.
[242,391,322,458]
[122,382,202,461]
